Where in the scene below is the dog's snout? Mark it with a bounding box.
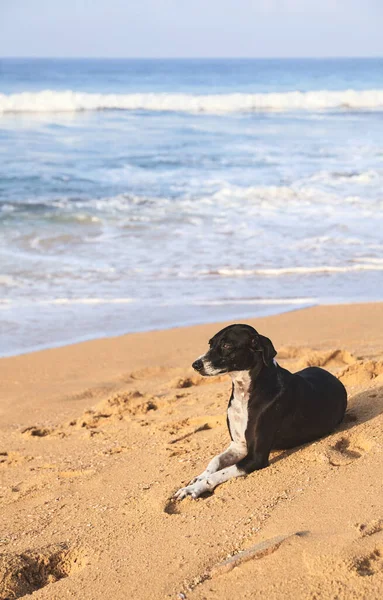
[192,359,204,372]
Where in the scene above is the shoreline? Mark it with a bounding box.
[1,301,383,428]
[2,297,382,360]
[1,299,314,359]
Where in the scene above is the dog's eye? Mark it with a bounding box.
[222,343,232,350]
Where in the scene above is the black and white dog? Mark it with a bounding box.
[174,324,347,500]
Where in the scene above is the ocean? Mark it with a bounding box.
[1,58,383,357]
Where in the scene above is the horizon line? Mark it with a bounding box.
[1,55,383,61]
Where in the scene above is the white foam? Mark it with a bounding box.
[194,297,316,306]
[355,257,383,264]
[0,298,135,308]
[208,184,374,209]
[204,263,383,277]
[0,275,20,288]
[46,298,135,305]
[2,89,383,114]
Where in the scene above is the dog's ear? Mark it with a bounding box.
[256,334,277,366]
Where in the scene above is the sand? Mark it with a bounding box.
[0,302,383,599]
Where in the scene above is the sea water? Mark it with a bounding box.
[1,58,383,356]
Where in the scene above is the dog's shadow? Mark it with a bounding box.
[270,385,383,466]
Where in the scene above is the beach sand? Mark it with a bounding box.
[1,302,383,599]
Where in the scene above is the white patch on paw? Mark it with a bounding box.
[174,479,211,500]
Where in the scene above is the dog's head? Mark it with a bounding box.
[192,324,277,376]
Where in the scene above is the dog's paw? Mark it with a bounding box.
[173,479,211,500]
[188,472,209,486]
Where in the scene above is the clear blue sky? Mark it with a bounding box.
[0,0,382,58]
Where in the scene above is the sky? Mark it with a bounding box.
[0,0,382,58]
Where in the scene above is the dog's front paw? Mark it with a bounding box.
[173,479,211,500]
[188,472,208,486]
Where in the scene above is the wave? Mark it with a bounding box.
[202,263,383,277]
[193,297,316,306]
[2,182,375,217]
[2,89,383,114]
[0,298,135,308]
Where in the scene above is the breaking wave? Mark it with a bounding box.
[202,263,383,277]
[2,89,383,114]
[0,298,135,308]
[193,297,316,306]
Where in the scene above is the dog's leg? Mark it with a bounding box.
[173,448,272,499]
[174,463,247,499]
[188,441,247,485]
[174,409,278,499]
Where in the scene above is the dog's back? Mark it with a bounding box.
[273,366,347,449]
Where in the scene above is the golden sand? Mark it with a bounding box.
[1,302,383,599]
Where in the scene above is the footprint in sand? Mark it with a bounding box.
[301,349,356,371]
[0,543,88,599]
[107,391,159,416]
[356,519,383,538]
[325,435,372,466]
[351,548,383,577]
[277,347,356,373]
[339,360,383,387]
[67,390,160,431]
[21,426,56,438]
[19,389,160,439]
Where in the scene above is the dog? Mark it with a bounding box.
[174,323,347,500]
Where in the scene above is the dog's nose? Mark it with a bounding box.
[192,359,203,372]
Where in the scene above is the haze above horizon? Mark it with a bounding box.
[0,0,382,59]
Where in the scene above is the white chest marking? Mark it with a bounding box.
[227,371,251,448]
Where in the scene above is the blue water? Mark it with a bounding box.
[1,58,383,356]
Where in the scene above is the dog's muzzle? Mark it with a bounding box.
[192,359,204,372]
